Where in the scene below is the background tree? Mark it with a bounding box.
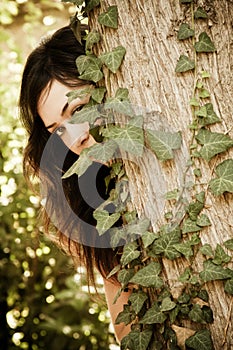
[68,0,232,349]
[0,1,117,349]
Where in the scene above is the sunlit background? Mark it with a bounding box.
[0,1,119,349]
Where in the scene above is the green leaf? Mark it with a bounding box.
[129,329,153,350]
[165,188,179,200]
[76,55,103,82]
[186,329,214,350]
[129,262,163,288]
[121,334,133,350]
[224,239,233,251]
[190,97,200,107]
[194,7,208,19]
[125,217,150,236]
[93,209,121,235]
[179,268,191,282]
[180,0,193,3]
[200,244,214,257]
[196,129,233,161]
[91,87,106,103]
[128,291,148,314]
[98,5,118,29]
[100,46,126,73]
[62,149,92,178]
[209,159,233,195]
[115,305,133,325]
[198,88,210,99]
[182,218,202,234]
[118,268,134,287]
[196,191,205,203]
[141,231,159,248]
[140,303,167,324]
[196,214,211,227]
[150,228,181,259]
[85,30,101,51]
[224,279,233,295]
[84,0,100,12]
[189,304,205,323]
[102,121,144,156]
[87,140,117,163]
[175,55,195,73]
[187,201,204,220]
[66,87,92,103]
[106,264,121,279]
[160,297,176,312]
[120,242,140,266]
[194,32,216,53]
[71,103,100,124]
[115,88,129,100]
[146,130,182,161]
[212,244,231,265]
[177,23,194,40]
[174,242,194,258]
[196,103,220,126]
[200,260,232,282]
[62,0,84,5]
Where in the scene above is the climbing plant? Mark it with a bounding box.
[62,1,233,349]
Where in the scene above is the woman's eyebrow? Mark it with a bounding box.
[45,102,69,129]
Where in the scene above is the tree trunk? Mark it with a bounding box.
[89,1,233,348]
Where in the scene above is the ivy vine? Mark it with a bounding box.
[61,1,233,349]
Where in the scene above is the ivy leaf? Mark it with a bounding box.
[199,260,232,282]
[194,7,208,19]
[209,159,233,195]
[146,130,182,161]
[118,268,134,287]
[93,209,121,235]
[182,218,202,234]
[120,242,140,266]
[174,242,194,258]
[189,304,205,323]
[180,0,193,3]
[160,297,176,312]
[100,46,126,73]
[115,88,129,100]
[102,121,144,156]
[115,305,134,325]
[187,201,204,220]
[84,0,100,12]
[71,103,100,124]
[150,227,181,259]
[98,5,118,29]
[198,88,210,99]
[85,30,101,51]
[106,264,121,279]
[140,303,167,324]
[196,214,211,227]
[128,291,148,314]
[129,329,153,350]
[125,217,150,237]
[185,329,214,350]
[66,87,92,103]
[212,244,231,265]
[104,97,134,117]
[62,149,92,178]
[224,279,233,295]
[175,55,195,73]
[196,103,220,126]
[91,87,106,103]
[62,0,84,5]
[87,140,118,163]
[196,129,233,161]
[177,23,194,40]
[129,262,163,288]
[200,244,214,257]
[121,334,133,350]
[141,231,159,248]
[76,55,103,82]
[224,239,233,251]
[194,32,216,53]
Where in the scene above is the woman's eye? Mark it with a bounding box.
[72,105,84,115]
[55,125,66,137]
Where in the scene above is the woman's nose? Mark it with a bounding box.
[63,121,89,143]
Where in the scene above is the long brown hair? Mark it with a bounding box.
[19,26,120,285]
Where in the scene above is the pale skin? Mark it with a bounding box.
[38,79,131,342]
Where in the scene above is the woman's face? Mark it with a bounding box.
[38,80,96,155]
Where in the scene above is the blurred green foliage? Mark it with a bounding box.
[0,1,117,349]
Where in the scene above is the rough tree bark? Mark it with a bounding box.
[89,1,233,348]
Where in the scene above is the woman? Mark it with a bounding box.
[19,25,131,342]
